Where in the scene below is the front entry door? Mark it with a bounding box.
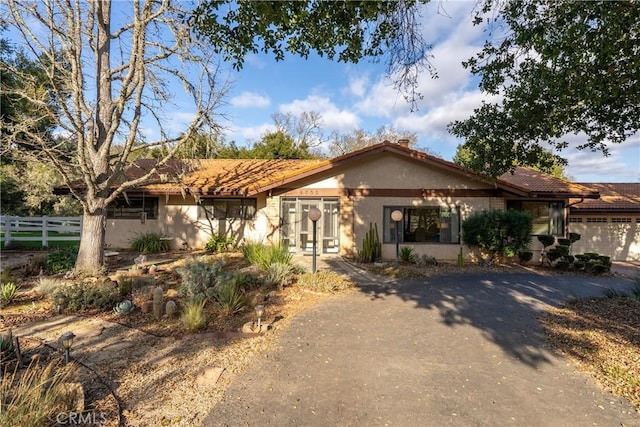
[281,198,339,254]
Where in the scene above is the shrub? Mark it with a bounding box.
[462,210,533,262]
[116,275,134,297]
[264,262,296,290]
[59,282,119,311]
[537,235,556,248]
[181,298,207,332]
[297,271,354,293]
[242,242,292,270]
[416,254,438,267]
[130,232,171,253]
[205,233,236,253]
[214,279,246,315]
[517,251,533,264]
[46,247,78,273]
[0,282,19,307]
[35,277,62,296]
[24,254,48,277]
[399,247,416,264]
[1,332,16,361]
[0,360,74,427]
[177,260,223,301]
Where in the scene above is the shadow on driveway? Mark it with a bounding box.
[205,265,638,426]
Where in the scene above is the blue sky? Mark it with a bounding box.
[213,1,639,183]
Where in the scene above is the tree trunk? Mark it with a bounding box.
[75,206,107,271]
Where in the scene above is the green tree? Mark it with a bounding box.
[453,143,568,179]
[245,131,315,159]
[449,0,640,177]
[190,0,434,109]
[462,210,533,262]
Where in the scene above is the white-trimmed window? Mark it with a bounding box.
[507,200,564,235]
[383,206,460,244]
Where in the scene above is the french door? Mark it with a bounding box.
[281,198,340,254]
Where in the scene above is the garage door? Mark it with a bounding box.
[569,216,640,261]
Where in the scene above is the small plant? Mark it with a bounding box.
[177,260,223,300]
[59,282,119,311]
[181,298,207,332]
[242,242,292,270]
[214,280,246,315]
[0,360,75,426]
[35,277,62,296]
[416,254,438,267]
[113,299,135,315]
[1,331,16,362]
[264,262,296,290]
[358,222,382,263]
[117,275,134,296]
[297,271,354,293]
[46,246,78,273]
[24,254,48,276]
[130,232,171,253]
[399,247,416,264]
[517,251,533,264]
[205,233,236,253]
[602,288,626,298]
[0,282,19,307]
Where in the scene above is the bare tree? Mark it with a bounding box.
[3,0,226,270]
[271,111,327,149]
[328,126,420,157]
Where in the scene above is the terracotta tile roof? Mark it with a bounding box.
[143,159,322,195]
[498,167,600,198]
[570,183,640,212]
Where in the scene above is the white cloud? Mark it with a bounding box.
[228,123,277,143]
[279,95,361,133]
[563,133,640,182]
[230,91,271,108]
[345,75,369,98]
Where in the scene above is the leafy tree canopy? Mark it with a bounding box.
[453,143,568,179]
[189,0,434,107]
[449,0,640,177]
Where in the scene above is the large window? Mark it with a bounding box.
[199,198,257,220]
[507,200,564,235]
[107,196,158,219]
[383,206,460,244]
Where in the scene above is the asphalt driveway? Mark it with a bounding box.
[204,267,639,426]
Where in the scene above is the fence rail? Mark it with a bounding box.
[0,216,82,247]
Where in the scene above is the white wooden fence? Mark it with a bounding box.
[0,216,82,247]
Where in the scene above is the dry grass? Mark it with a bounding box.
[540,296,640,410]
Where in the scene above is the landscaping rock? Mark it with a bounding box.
[195,367,224,387]
[165,289,179,298]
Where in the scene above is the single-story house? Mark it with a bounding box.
[85,140,638,261]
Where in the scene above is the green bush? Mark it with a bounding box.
[59,282,119,311]
[517,251,533,263]
[399,247,416,264]
[264,262,296,290]
[0,282,19,307]
[181,299,207,332]
[462,210,533,262]
[214,279,246,314]
[416,254,438,267]
[130,232,171,253]
[297,271,354,293]
[242,242,292,270]
[205,233,236,253]
[117,275,134,297]
[177,260,223,301]
[46,247,78,273]
[537,235,556,248]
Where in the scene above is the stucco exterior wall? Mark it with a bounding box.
[105,194,274,249]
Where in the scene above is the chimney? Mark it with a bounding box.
[397,139,410,148]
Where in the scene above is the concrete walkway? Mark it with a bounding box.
[204,261,639,426]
